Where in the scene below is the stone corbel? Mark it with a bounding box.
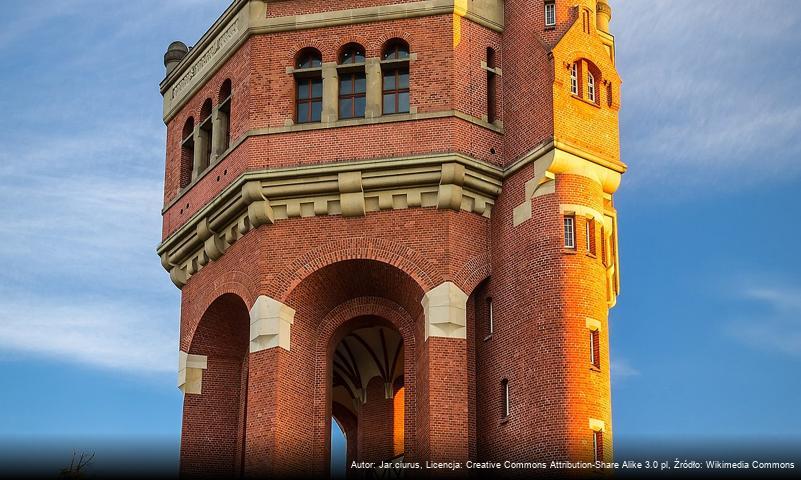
[178,351,208,394]
[241,180,274,230]
[196,218,226,262]
[437,163,466,211]
[422,281,468,340]
[162,251,188,288]
[249,295,296,352]
[338,171,366,217]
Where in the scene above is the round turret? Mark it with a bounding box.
[596,0,612,32]
[164,41,189,75]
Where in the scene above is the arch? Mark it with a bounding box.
[180,116,194,189]
[274,238,439,302]
[200,98,213,120]
[453,252,492,297]
[338,42,366,64]
[180,275,255,352]
[382,38,410,60]
[181,292,249,478]
[218,78,232,103]
[295,47,322,69]
[313,297,418,475]
[217,79,232,153]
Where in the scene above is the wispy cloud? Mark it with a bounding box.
[616,0,801,194]
[0,295,177,374]
[611,357,641,381]
[725,284,801,357]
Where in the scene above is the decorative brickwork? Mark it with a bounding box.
[159,0,626,476]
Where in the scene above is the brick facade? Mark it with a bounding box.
[160,0,625,476]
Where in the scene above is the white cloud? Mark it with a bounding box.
[725,285,801,357]
[615,0,801,193]
[0,295,177,373]
[611,357,641,381]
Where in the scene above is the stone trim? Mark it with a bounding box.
[559,204,603,224]
[422,281,468,340]
[161,0,505,122]
[512,141,625,227]
[585,317,601,332]
[589,418,606,432]
[158,153,503,288]
[249,295,296,352]
[178,351,208,394]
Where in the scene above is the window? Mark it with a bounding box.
[593,430,603,462]
[382,39,410,115]
[486,47,497,124]
[590,329,600,368]
[570,63,578,96]
[544,1,556,27]
[180,117,194,188]
[487,298,494,336]
[198,99,213,172]
[295,49,323,123]
[582,8,591,34]
[339,43,366,119]
[217,79,232,154]
[587,71,596,103]
[586,219,596,255]
[501,379,510,418]
[564,216,576,249]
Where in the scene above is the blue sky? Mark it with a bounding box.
[0,0,799,474]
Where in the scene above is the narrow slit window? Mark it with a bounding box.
[586,219,596,255]
[564,216,576,249]
[544,1,556,27]
[593,430,603,462]
[487,298,494,336]
[486,47,497,124]
[590,329,600,368]
[501,379,510,418]
[570,63,578,96]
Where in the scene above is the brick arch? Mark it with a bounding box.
[336,36,373,58]
[181,274,254,352]
[453,252,492,296]
[274,238,439,302]
[312,297,418,475]
[376,31,414,55]
[562,47,620,84]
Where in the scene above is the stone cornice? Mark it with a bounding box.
[160,0,505,122]
[158,153,503,288]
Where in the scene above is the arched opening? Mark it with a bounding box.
[338,43,366,119]
[330,317,405,475]
[217,79,232,154]
[180,116,194,188]
[198,98,213,172]
[180,293,249,478]
[283,257,424,476]
[381,39,410,115]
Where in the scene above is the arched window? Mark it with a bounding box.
[587,71,596,103]
[338,43,366,119]
[198,99,213,172]
[217,79,232,153]
[381,39,410,115]
[295,48,323,123]
[180,117,194,188]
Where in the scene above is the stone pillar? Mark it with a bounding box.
[211,106,229,162]
[192,127,210,180]
[364,57,383,119]
[419,282,469,463]
[321,62,339,123]
[244,296,307,477]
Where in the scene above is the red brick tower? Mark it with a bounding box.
[158,0,625,477]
